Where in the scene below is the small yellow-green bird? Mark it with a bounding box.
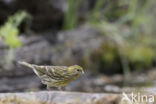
[18,61,84,90]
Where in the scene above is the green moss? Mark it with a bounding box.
[125,46,154,67]
[101,43,118,64]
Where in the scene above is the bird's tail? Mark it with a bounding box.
[18,61,33,69]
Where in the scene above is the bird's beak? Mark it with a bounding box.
[82,71,85,74]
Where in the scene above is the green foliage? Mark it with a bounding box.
[89,0,156,76]
[0,11,31,48]
[124,46,154,68]
[63,0,82,30]
[63,0,156,75]
[0,23,20,48]
[89,0,107,22]
[0,11,31,69]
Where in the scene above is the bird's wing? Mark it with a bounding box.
[31,65,48,77]
[18,61,69,80]
[31,65,68,80]
[45,66,69,80]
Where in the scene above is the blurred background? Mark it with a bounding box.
[0,0,156,93]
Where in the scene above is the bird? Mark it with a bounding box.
[18,61,84,90]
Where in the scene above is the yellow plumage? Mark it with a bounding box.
[18,61,84,89]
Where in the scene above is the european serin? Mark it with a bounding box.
[18,61,84,90]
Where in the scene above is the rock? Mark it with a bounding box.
[0,75,41,92]
[0,91,120,104]
[53,25,103,66]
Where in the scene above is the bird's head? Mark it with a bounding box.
[67,65,84,76]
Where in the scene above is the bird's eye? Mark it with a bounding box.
[76,69,81,72]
